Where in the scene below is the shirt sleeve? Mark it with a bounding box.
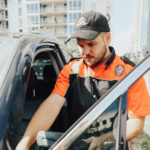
[52,63,72,97]
[127,77,150,118]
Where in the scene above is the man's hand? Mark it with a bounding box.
[83,132,114,150]
[83,136,101,150]
[15,137,30,150]
[16,94,66,149]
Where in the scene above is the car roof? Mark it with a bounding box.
[0,32,72,60]
[0,32,64,45]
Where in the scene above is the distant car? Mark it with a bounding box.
[0,32,72,150]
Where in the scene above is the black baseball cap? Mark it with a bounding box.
[66,11,110,42]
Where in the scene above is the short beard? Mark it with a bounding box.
[91,52,106,67]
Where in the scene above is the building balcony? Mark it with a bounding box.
[0,7,4,11]
[0,15,6,21]
[56,33,67,39]
[0,24,7,30]
[40,9,67,16]
[40,0,67,5]
[0,1,6,10]
[0,27,7,31]
[40,20,67,27]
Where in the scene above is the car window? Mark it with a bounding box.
[0,37,20,90]
[32,59,52,80]
[47,93,127,150]
[67,94,127,150]
[18,51,58,141]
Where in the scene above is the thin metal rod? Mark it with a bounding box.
[115,96,122,150]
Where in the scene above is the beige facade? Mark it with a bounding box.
[0,0,8,31]
[40,0,67,41]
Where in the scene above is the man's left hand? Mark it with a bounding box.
[82,131,114,150]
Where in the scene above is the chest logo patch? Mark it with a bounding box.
[115,65,124,76]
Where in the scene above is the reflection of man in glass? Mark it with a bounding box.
[16,11,150,150]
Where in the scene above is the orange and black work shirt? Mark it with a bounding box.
[52,47,150,120]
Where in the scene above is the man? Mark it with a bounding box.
[16,11,150,150]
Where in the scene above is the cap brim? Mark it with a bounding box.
[66,29,100,43]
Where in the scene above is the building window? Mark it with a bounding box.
[64,27,67,34]
[19,18,23,27]
[18,0,22,5]
[64,15,67,23]
[35,3,38,12]
[64,3,67,10]
[27,3,39,13]
[68,0,81,10]
[78,0,81,10]
[18,7,22,16]
[69,13,80,23]
[27,15,39,25]
[73,13,76,22]
[77,12,81,18]
[69,25,74,34]
[43,5,47,12]
[35,16,38,24]
[27,16,33,25]
[73,0,77,9]
[69,1,72,10]
[69,14,72,22]
[43,16,48,24]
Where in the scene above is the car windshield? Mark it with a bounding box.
[0,37,20,90]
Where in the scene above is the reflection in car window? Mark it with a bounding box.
[68,104,118,150]
[67,94,127,150]
[0,37,19,90]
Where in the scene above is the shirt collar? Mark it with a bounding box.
[105,46,116,69]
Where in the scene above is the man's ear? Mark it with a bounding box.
[106,32,111,45]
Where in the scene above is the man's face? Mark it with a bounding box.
[77,33,111,66]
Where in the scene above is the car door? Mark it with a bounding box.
[0,33,71,150]
[0,36,35,150]
[18,41,71,149]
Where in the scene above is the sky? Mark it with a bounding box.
[112,0,133,38]
[111,0,134,56]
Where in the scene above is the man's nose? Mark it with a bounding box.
[82,46,91,55]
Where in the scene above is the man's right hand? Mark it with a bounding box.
[16,94,66,150]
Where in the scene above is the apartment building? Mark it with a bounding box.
[0,0,8,31]
[40,0,67,41]
[7,0,40,33]
[6,0,113,42]
[40,0,113,41]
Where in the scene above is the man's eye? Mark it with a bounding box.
[88,43,95,46]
